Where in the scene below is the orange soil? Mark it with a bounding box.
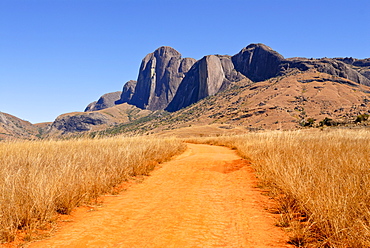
[27,144,293,248]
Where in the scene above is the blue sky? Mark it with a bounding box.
[1,0,369,123]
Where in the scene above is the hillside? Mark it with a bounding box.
[96,69,370,137]
[0,112,40,140]
[44,103,151,137]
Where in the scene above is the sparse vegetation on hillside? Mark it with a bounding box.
[0,137,185,243]
[187,130,370,247]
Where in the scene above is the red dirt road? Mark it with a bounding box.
[28,144,293,247]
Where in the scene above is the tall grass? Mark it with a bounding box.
[0,136,185,242]
[187,130,370,247]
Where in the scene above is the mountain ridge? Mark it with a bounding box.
[84,43,370,115]
[2,43,370,139]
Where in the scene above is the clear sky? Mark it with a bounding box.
[1,0,369,123]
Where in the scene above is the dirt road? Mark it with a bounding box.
[29,144,293,247]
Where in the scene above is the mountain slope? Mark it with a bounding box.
[80,44,370,115]
[3,43,370,139]
[45,103,151,137]
[98,69,370,136]
[0,112,39,140]
[170,70,370,130]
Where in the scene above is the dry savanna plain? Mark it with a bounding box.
[0,129,369,247]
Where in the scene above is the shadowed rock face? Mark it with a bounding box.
[231,43,370,86]
[232,43,284,82]
[116,80,137,104]
[128,46,196,110]
[51,112,109,133]
[166,55,245,112]
[85,91,122,112]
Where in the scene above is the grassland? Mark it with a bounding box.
[187,129,370,247]
[0,136,185,242]
[2,128,369,247]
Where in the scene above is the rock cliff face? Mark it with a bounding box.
[76,45,370,124]
[232,43,284,82]
[84,101,97,112]
[281,58,370,86]
[231,43,370,86]
[166,55,245,112]
[335,57,370,80]
[128,46,196,110]
[116,80,137,104]
[85,91,122,112]
[335,57,370,67]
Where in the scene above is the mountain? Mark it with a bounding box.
[82,44,370,115]
[3,43,370,138]
[230,43,370,86]
[166,55,247,112]
[98,70,370,136]
[231,43,284,82]
[0,112,40,140]
[128,46,196,110]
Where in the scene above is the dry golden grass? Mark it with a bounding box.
[0,136,185,242]
[187,129,370,247]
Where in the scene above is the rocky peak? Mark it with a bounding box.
[232,43,285,82]
[84,91,122,112]
[179,57,197,73]
[153,46,181,59]
[116,80,137,104]
[128,46,196,110]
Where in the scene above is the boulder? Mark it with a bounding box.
[128,46,196,110]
